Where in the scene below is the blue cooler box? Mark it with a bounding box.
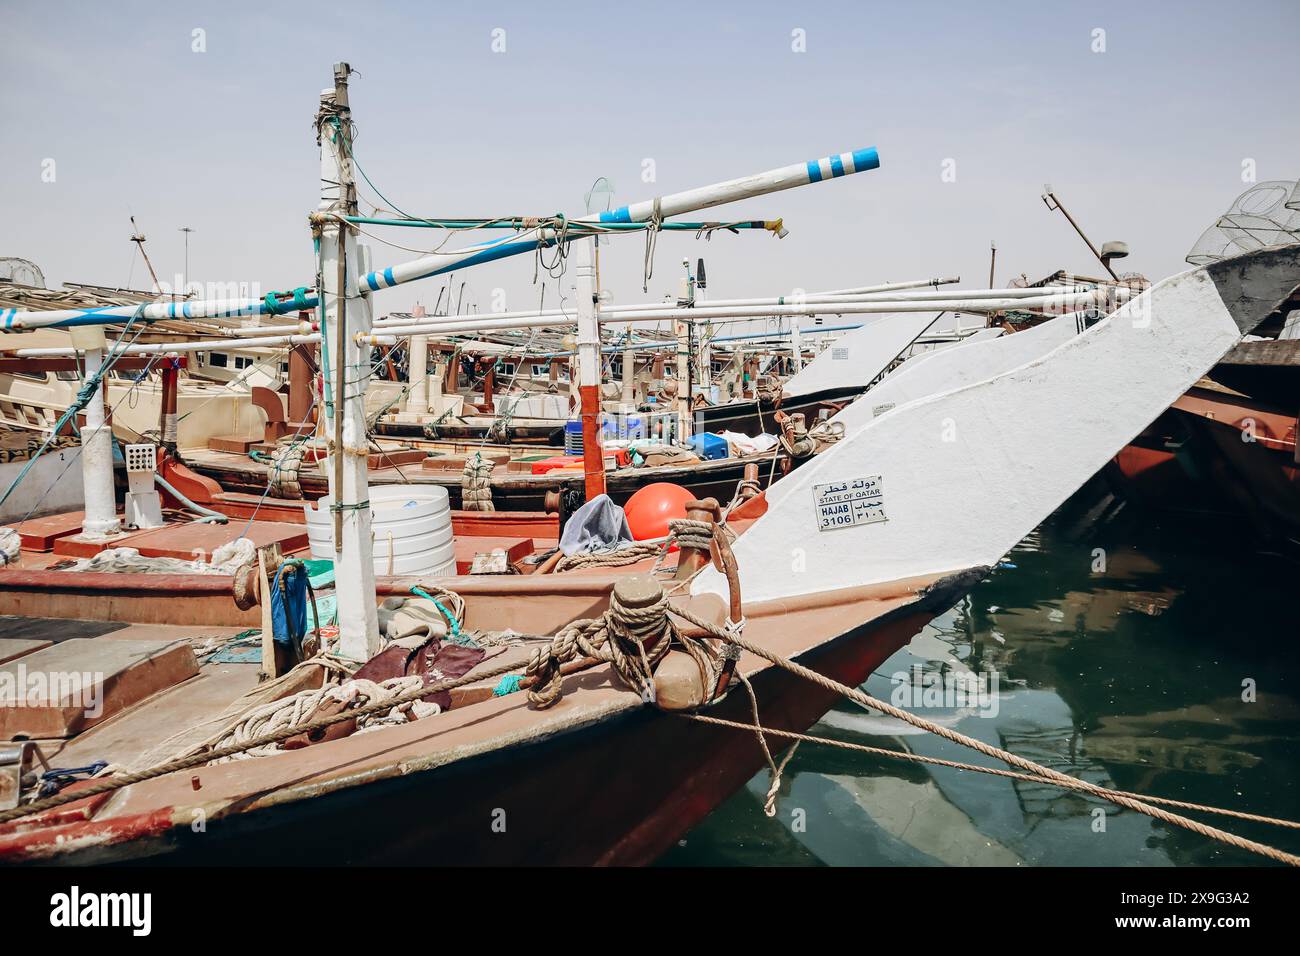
[688,433,729,461]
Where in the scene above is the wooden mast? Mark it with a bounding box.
[575,237,606,499]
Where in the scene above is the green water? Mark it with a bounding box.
[661,498,1300,866]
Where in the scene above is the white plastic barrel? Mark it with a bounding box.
[303,485,457,577]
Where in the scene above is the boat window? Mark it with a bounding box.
[209,352,229,368]
[234,356,253,370]
[498,362,516,377]
[531,363,547,377]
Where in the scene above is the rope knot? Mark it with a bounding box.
[525,577,676,709]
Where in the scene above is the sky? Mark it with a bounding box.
[2,0,1297,327]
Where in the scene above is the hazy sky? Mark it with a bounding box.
[2,0,1297,323]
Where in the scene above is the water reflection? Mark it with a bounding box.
[663,498,1300,866]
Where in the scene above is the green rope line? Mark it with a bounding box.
[261,286,312,316]
[409,585,470,645]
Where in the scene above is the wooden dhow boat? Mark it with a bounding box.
[2,63,1295,866]
[1,243,1293,865]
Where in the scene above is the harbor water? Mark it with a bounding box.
[662,491,1300,866]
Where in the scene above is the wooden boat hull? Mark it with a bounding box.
[1110,385,1300,543]
[0,568,981,867]
[695,385,868,436]
[373,418,564,444]
[188,450,780,512]
[370,383,870,445]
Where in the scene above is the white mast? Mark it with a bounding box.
[319,63,380,660]
[72,325,121,539]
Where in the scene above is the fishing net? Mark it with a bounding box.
[1186,180,1300,265]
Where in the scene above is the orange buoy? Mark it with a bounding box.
[624,482,694,543]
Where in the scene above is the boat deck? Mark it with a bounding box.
[5,510,309,560]
[2,616,548,776]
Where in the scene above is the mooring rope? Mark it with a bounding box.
[663,601,1300,867]
[5,575,1295,868]
[524,586,677,708]
[680,713,1300,832]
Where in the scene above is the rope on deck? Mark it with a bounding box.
[0,655,527,828]
[553,542,662,572]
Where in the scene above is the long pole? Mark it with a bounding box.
[355,147,880,294]
[574,237,605,499]
[360,290,1117,343]
[1042,186,1119,281]
[159,354,180,457]
[179,227,195,296]
[1,149,885,334]
[333,229,347,547]
[78,341,121,538]
[319,62,380,661]
[11,289,1115,361]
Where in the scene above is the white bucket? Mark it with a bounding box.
[303,485,457,577]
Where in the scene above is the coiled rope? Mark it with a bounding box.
[461,453,494,511]
[524,585,678,708]
[664,517,714,552]
[553,543,663,573]
[553,518,719,574]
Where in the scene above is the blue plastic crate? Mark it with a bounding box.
[564,420,584,455]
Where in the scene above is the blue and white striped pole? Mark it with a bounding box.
[356,147,881,293]
[0,292,319,332]
[0,148,879,331]
[594,147,879,225]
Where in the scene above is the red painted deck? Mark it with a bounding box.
[50,519,309,560]
[6,510,88,552]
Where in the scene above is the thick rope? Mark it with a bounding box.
[461,453,494,511]
[808,418,845,445]
[0,655,525,827]
[524,588,676,707]
[682,713,1300,832]
[202,675,439,763]
[665,517,714,552]
[267,443,306,500]
[664,602,1300,867]
[8,581,1291,867]
[553,542,663,573]
[733,669,797,818]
